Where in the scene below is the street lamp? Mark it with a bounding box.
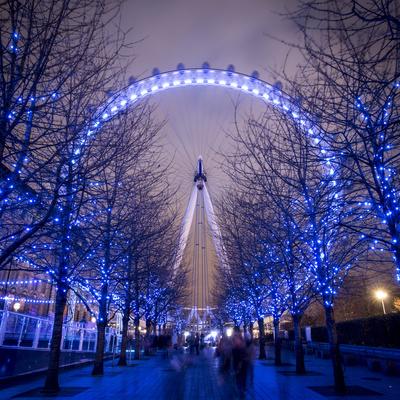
[13,302,21,312]
[210,330,218,339]
[375,289,388,314]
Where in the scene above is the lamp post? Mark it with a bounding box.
[375,289,388,314]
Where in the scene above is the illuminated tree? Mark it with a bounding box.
[0,0,124,270]
[77,107,162,375]
[217,192,271,359]
[288,0,400,282]
[116,160,184,365]
[226,104,367,391]
[0,0,136,391]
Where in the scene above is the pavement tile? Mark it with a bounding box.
[0,348,399,400]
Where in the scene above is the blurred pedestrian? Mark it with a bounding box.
[188,334,194,354]
[194,333,200,355]
[245,332,256,386]
[232,328,247,399]
[218,334,232,379]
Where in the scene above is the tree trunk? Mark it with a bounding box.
[273,317,282,366]
[325,306,346,394]
[92,287,108,375]
[257,317,266,359]
[118,305,130,366]
[42,287,68,393]
[134,317,141,360]
[249,321,254,341]
[92,321,106,375]
[144,318,152,356]
[43,187,73,392]
[293,313,305,374]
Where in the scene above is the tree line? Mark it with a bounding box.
[0,0,186,393]
[215,0,399,394]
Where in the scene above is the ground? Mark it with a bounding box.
[1,347,399,399]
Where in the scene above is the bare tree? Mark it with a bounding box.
[217,192,272,359]
[225,103,367,392]
[76,106,162,375]
[286,0,400,282]
[0,0,124,269]
[116,156,183,364]
[1,3,134,391]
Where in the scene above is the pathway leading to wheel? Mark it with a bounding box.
[2,348,400,399]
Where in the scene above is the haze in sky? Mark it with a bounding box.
[119,0,301,309]
[120,0,300,201]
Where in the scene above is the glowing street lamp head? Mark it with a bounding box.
[13,302,21,311]
[375,289,388,300]
[226,327,233,337]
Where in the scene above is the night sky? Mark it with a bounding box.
[119,1,302,302]
[121,0,300,202]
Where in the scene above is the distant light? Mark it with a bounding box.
[226,327,233,337]
[375,289,388,300]
[91,316,96,323]
[184,331,190,338]
[13,302,21,311]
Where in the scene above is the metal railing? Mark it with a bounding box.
[0,310,120,353]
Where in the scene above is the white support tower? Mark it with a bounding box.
[177,157,224,331]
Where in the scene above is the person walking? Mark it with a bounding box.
[217,334,232,384]
[194,333,200,355]
[232,328,247,399]
[245,332,256,387]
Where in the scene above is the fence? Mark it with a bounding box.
[0,310,120,353]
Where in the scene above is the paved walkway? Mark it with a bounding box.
[1,348,399,399]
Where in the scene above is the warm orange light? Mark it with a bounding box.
[375,289,388,300]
